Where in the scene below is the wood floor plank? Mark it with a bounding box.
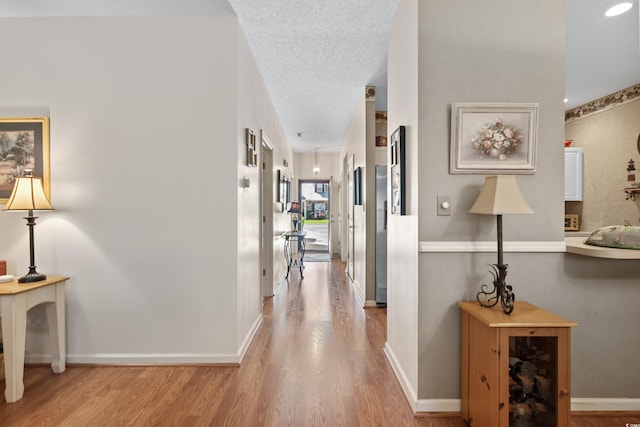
[0,258,638,426]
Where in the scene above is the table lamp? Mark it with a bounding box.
[288,201,301,231]
[3,172,54,283]
[469,175,533,314]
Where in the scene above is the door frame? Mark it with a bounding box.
[260,131,274,298]
[297,178,331,253]
[344,154,354,281]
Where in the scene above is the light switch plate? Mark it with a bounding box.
[437,196,451,216]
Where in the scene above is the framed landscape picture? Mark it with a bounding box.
[0,117,50,203]
[450,103,538,174]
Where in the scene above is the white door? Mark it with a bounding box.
[329,178,340,256]
[346,155,354,281]
[261,135,274,297]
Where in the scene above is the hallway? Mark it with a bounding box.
[0,259,454,426]
[240,258,425,425]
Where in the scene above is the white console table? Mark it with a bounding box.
[0,275,68,403]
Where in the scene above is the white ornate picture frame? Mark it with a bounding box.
[450,103,538,174]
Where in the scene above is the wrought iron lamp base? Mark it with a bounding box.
[477,263,515,314]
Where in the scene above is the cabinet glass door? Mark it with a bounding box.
[509,336,558,427]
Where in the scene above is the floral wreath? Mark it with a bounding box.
[471,118,524,160]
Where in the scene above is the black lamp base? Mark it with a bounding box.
[18,213,47,284]
[477,263,515,314]
[18,272,47,283]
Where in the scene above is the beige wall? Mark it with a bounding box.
[292,151,340,191]
[293,151,341,256]
[565,99,640,231]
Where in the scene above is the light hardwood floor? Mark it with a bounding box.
[0,258,638,426]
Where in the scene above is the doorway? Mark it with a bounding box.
[345,154,354,281]
[298,179,330,253]
[260,132,274,297]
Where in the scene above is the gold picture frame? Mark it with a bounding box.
[0,117,50,203]
[564,214,579,231]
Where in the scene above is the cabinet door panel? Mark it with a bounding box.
[500,327,569,427]
[565,147,583,201]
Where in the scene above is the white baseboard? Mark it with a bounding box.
[40,315,265,366]
[273,268,287,295]
[51,353,242,365]
[416,399,461,413]
[383,342,418,412]
[383,342,640,414]
[364,299,378,307]
[350,278,365,307]
[237,314,263,364]
[412,398,640,413]
[571,398,640,411]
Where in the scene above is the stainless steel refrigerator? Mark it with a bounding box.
[375,165,387,306]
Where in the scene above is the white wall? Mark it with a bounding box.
[292,151,340,187]
[236,24,292,346]
[385,0,420,407]
[0,16,291,364]
[339,94,368,304]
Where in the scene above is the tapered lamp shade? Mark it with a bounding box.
[3,175,53,211]
[288,201,301,213]
[469,175,533,215]
[3,174,53,283]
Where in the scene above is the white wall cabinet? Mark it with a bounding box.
[565,147,583,201]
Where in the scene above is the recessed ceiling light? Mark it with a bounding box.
[564,98,568,103]
[605,2,633,17]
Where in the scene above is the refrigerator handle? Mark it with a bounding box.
[384,201,388,230]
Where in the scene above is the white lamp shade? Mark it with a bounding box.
[3,175,53,211]
[469,175,533,215]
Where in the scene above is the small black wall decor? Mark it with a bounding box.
[354,166,362,205]
[246,128,257,167]
[277,169,291,212]
[390,125,406,215]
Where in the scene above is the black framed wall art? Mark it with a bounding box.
[390,125,405,215]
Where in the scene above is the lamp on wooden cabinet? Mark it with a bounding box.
[469,175,533,314]
[3,171,53,283]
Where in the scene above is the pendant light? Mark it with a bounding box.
[313,147,320,175]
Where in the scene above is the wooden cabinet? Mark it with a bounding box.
[460,301,577,427]
[565,147,583,201]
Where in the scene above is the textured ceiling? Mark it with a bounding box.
[228,0,399,153]
[1,0,639,152]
